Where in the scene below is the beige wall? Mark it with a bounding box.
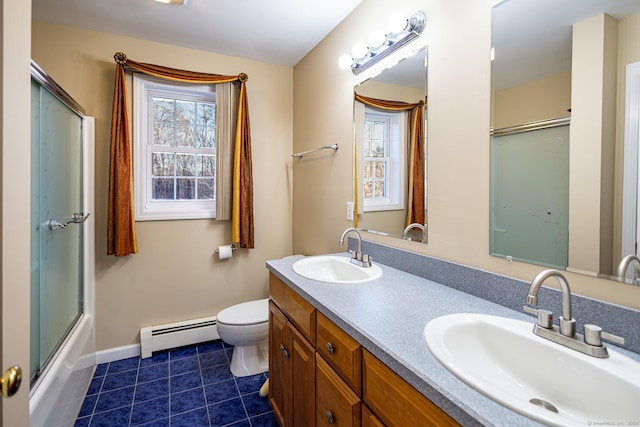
[492,70,571,129]
[32,21,294,350]
[293,0,640,309]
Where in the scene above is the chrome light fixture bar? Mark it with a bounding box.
[340,11,426,75]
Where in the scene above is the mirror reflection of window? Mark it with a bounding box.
[362,108,405,212]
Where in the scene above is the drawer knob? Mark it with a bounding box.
[280,344,289,359]
[326,342,335,355]
[326,410,335,424]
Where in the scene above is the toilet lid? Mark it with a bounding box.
[217,298,269,325]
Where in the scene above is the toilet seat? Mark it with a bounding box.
[217,298,269,326]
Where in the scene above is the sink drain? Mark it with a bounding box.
[529,398,558,413]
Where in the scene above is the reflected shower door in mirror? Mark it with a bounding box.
[353,48,427,242]
[490,0,640,283]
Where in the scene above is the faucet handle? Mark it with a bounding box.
[522,306,553,329]
[583,324,625,347]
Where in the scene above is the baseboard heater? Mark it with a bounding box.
[140,316,220,358]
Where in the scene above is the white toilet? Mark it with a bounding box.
[216,298,269,377]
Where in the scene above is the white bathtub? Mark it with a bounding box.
[29,314,96,427]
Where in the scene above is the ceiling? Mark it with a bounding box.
[31,0,363,66]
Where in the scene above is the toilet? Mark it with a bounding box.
[216,298,269,377]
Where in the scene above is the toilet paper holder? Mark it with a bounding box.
[215,243,238,254]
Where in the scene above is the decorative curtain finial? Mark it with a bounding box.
[114,52,127,65]
[238,73,248,82]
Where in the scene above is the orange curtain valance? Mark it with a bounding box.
[108,52,254,256]
[354,93,425,227]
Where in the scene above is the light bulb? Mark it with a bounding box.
[351,42,369,60]
[368,28,386,48]
[388,12,407,33]
[338,54,353,70]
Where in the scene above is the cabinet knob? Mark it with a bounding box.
[279,344,289,358]
[326,410,335,424]
[326,342,335,355]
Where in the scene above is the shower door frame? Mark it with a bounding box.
[29,60,95,392]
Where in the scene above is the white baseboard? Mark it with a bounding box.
[95,344,140,365]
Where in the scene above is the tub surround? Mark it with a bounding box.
[265,242,640,426]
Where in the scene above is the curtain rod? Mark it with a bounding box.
[292,144,339,158]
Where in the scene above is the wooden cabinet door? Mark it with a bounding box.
[316,356,361,427]
[291,324,316,427]
[269,302,290,426]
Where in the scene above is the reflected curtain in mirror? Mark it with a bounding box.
[108,52,254,256]
[353,93,425,227]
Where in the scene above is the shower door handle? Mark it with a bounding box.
[45,212,90,230]
[1,366,22,398]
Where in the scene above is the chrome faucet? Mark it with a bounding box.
[615,254,640,285]
[402,223,426,243]
[527,269,575,337]
[339,227,371,268]
[524,269,625,358]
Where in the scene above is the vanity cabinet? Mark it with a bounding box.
[269,273,460,427]
[269,275,316,427]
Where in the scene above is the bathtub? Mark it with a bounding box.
[29,314,96,427]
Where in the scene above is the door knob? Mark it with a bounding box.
[1,366,22,398]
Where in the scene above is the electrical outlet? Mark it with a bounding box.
[346,202,354,220]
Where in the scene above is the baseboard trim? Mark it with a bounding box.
[95,344,140,365]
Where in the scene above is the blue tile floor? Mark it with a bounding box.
[74,340,277,427]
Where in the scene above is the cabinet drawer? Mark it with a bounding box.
[269,273,316,344]
[316,356,361,427]
[317,311,362,395]
[362,350,459,427]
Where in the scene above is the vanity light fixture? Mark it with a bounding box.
[339,11,426,75]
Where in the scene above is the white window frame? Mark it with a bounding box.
[362,108,406,212]
[133,74,217,221]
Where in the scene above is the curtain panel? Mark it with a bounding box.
[353,93,425,227]
[108,52,254,256]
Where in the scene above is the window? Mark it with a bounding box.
[134,75,217,220]
[362,108,406,211]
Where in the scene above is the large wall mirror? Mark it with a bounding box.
[490,0,640,283]
[353,47,427,242]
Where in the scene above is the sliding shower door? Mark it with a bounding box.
[30,77,84,382]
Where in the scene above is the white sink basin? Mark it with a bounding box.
[424,313,640,426]
[292,255,382,284]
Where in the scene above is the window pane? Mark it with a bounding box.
[198,126,216,149]
[364,181,373,198]
[153,97,174,123]
[371,139,385,157]
[153,124,175,146]
[374,181,385,197]
[198,178,215,200]
[363,161,372,179]
[374,161,385,179]
[175,100,196,124]
[153,178,174,200]
[198,154,215,177]
[152,153,175,176]
[176,178,195,199]
[176,154,196,176]
[197,103,216,126]
[175,124,195,147]
[372,121,385,139]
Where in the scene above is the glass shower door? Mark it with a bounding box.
[30,78,84,382]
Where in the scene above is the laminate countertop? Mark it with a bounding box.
[266,253,640,427]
